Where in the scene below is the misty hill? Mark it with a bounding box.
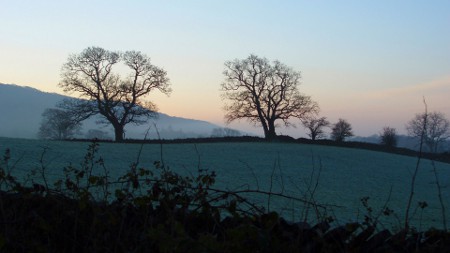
[0,83,239,140]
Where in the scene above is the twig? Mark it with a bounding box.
[373,185,393,229]
[405,97,427,231]
[133,126,152,170]
[267,157,277,212]
[193,144,201,170]
[431,159,447,231]
[239,160,260,190]
[38,147,50,191]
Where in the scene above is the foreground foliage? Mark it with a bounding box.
[0,142,449,252]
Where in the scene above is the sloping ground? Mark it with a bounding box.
[76,135,450,164]
[0,191,449,252]
[295,138,450,164]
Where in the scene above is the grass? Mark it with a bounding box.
[0,139,449,252]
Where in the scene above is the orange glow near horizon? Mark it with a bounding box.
[1,1,449,137]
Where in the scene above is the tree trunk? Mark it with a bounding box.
[262,127,269,139]
[266,119,277,140]
[113,124,125,142]
[258,114,270,140]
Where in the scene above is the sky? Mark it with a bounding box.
[1,0,449,137]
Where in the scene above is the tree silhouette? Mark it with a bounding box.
[59,47,171,142]
[380,126,397,147]
[38,108,82,140]
[406,111,450,153]
[331,119,353,142]
[302,116,330,140]
[211,128,242,137]
[221,55,318,140]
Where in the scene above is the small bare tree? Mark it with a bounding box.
[302,116,330,140]
[406,111,450,153]
[221,55,319,140]
[331,119,353,142]
[38,108,82,140]
[380,126,397,147]
[211,128,241,137]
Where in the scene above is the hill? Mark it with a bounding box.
[0,83,240,140]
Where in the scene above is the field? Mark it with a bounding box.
[1,137,449,230]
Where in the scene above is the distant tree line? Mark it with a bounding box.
[210,127,242,138]
[37,47,450,148]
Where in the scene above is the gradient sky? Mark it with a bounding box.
[1,0,449,137]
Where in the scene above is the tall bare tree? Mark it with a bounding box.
[221,55,319,140]
[406,111,450,153]
[59,47,171,141]
[302,116,329,140]
[38,108,82,140]
[331,118,353,142]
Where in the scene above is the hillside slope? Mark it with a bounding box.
[0,83,231,139]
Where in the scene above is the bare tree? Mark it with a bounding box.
[59,47,171,142]
[221,55,319,140]
[380,126,397,147]
[302,116,329,140]
[38,108,82,140]
[223,128,242,137]
[211,127,242,137]
[331,118,353,142]
[406,111,450,153]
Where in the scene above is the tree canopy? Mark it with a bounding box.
[380,126,397,147]
[331,119,353,142]
[302,116,330,140]
[221,55,318,140]
[59,47,171,141]
[38,108,82,140]
[406,111,450,153]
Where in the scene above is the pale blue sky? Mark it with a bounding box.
[1,0,449,136]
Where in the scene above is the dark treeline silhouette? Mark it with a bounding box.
[64,135,450,164]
